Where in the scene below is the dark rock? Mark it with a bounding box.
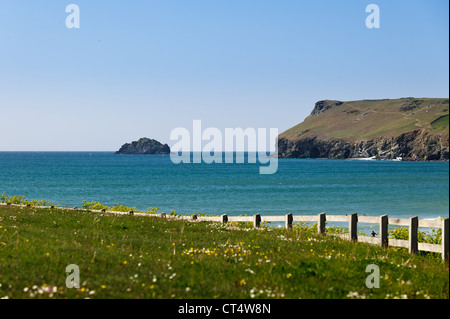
[278,129,449,161]
[115,138,170,155]
[310,100,343,116]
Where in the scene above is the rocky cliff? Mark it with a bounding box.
[115,138,170,155]
[278,98,449,161]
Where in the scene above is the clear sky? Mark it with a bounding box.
[0,0,448,151]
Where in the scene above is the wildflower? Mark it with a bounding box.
[101,285,106,289]
[245,268,255,275]
[123,261,127,265]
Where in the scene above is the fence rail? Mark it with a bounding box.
[1,202,448,261]
[162,211,449,260]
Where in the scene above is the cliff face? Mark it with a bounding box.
[279,129,449,161]
[115,138,170,155]
[278,98,449,161]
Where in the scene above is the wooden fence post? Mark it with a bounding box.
[442,218,449,262]
[409,216,418,254]
[380,215,389,248]
[285,213,293,230]
[349,213,358,241]
[221,214,228,224]
[253,214,261,228]
[318,213,326,235]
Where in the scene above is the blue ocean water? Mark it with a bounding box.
[0,152,448,230]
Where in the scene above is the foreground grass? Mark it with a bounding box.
[0,205,448,299]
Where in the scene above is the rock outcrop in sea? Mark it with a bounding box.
[115,138,170,155]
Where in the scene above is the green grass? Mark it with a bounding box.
[0,205,448,299]
[280,98,449,142]
[431,115,449,132]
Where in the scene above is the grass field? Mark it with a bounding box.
[0,205,448,299]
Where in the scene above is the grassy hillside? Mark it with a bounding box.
[280,98,449,142]
[0,204,448,299]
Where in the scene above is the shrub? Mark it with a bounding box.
[389,226,442,245]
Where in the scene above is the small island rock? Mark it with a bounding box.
[115,138,170,155]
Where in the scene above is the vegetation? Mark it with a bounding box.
[280,98,449,141]
[81,200,136,213]
[0,201,448,299]
[388,226,443,245]
[431,115,449,132]
[0,194,54,207]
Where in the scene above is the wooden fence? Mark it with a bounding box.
[169,212,449,262]
[1,203,448,261]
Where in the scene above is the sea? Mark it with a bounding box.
[0,152,448,233]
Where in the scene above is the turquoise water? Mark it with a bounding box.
[0,152,448,228]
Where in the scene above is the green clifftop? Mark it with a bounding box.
[278,98,449,161]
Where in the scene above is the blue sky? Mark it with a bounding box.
[0,0,448,151]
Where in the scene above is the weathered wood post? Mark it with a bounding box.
[221,214,228,224]
[160,212,167,218]
[409,216,418,254]
[318,213,326,235]
[442,218,449,262]
[285,213,293,230]
[380,215,389,248]
[349,213,358,241]
[253,214,261,228]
